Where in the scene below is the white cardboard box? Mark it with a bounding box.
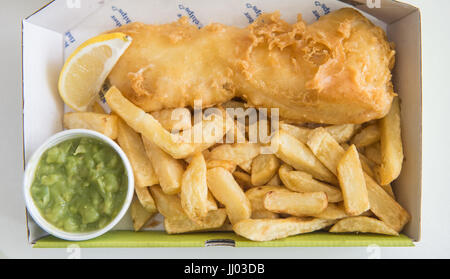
[22,0,422,246]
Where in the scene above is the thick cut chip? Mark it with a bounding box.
[105,86,231,159]
[251,154,280,186]
[130,195,155,231]
[233,171,253,189]
[340,143,350,150]
[325,124,360,143]
[185,149,211,164]
[380,183,395,199]
[164,208,227,234]
[329,216,399,236]
[379,97,404,185]
[308,127,374,177]
[238,159,253,173]
[365,143,382,165]
[264,191,328,217]
[206,160,236,173]
[214,220,234,232]
[150,186,226,232]
[206,191,218,211]
[279,164,342,203]
[180,153,209,222]
[150,108,191,131]
[311,203,349,220]
[89,101,106,114]
[279,123,311,143]
[251,210,279,219]
[117,119,158,187]
[357,151,376,177]
[233,218,336,241]
[337,145,370,216]
[351,124,380,148]
[134,186,157,213]
[142,137,184,195]
[307,127,345,175]
[271,131,337,184]
[267,174,282,186]
[63,112,118,139]
[206,167,252,224]
[245,186,290,212]
[280,123,358,144]
[149,186,185,218]
[208,143,261,165]
[307,128,409,231]
[364,173,410,232]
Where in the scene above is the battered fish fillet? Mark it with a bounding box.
[108,8,396,124]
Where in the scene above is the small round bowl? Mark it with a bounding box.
[23,129,134,241]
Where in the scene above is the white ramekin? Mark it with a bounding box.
[23,129,134,241]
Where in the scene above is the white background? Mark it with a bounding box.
[0,0,448,259]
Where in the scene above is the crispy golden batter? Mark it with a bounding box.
[108,19,251,111]
[108,8,395,124]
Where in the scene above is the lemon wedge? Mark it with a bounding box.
[58,33,132,111]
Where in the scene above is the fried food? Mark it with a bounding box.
[150,108,192,131]
[180,153,209,222]
[63,7,410,241]
[337,145,370,216]
[150,186,226,233]
[108,8,395,124]
[251,154,280,186]
[233,218,336,241]
[271,130,337,184]
[351,124,380,148]
[116,118,158,188]
[379,97,404,185]
[208,143,261,165]
[263,191,328,217]
[329,216,399,236]
[245,186,289,213]
[130,195,155,231]
[134,186,157,214]
[206,167,252,224]
[141,137,184,195]
[278,164,343,203]
[105,86,231,159]
[364,173,410,232]
[310,203,349,220]
[63,112,118,139]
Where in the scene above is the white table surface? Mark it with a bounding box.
[1,0,448,259]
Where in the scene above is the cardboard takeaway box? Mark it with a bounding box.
[22,0,422,248]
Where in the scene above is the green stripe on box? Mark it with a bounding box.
[33,231,413,248]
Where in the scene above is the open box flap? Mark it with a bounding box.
[341,0,418,23]
[22,21,64,163]
[25,0,107,34]
[387,10,422,241]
